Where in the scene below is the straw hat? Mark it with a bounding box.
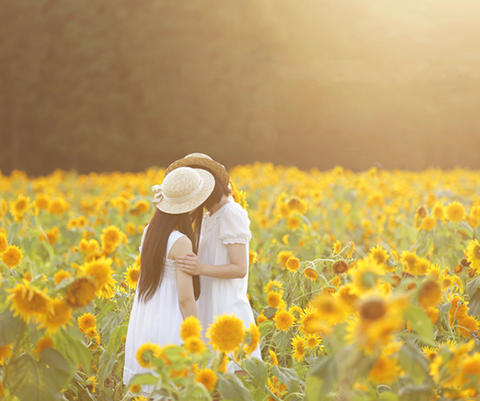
[152,167,215,214]
[165,153,230,187]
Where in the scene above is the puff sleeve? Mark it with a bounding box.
[218,203,252,245]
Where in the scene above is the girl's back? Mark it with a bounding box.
[123,229,187,384]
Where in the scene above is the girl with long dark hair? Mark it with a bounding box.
[123,167,215,385]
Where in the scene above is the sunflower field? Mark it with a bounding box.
[1,164,480,401]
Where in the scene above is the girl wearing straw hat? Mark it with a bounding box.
[123,167,215,386]
[168,154,262,372]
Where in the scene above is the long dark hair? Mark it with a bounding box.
[138,209,201,303]
[189,166,232,246]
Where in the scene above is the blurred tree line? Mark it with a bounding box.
[1,0,480,175]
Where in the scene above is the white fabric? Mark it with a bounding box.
[197,201,262,371]
[123,229,186,386]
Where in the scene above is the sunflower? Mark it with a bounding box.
[352,258,384,293]
[244,322,261,355]
[312,294,348,324]
[0,343,12,364]
[180,316,202,341]
[101,226,123,249]
[333,241,342,254]
[130,199,150,216]
[291,335,306,362]
[206,314,245,353]
[422,346,439,362]
[304,267,319,281]
[457,315,479,337]
[433,203,444,221]
[332,260,348,274]
[185,337,206,354]
[425,307,439,325]
[287,216,301,231]
[39,297,73,334]
[401,251,419,274]
[416,258,431,276]
[78,313,96,332]
[7,280,53,323]
[286,257,300,273]
[35,336,54,359]
[195,368,218,391]
[81,257,114,295]
[264,280,283,293]
[275,309,295,332]
[459,353,480,385]
[418,279,442,308]
[65,278,96,308]
[129,384,141,393]
[466,239,480,272]
[1,245,23,268]
[11,193,30,219]
[249,250,259,264]
[358,294,388,322]
[305,333,322,349]
[277,251,294,269]
[331,276,341,287]
[266,291,282,308]
[368,355,400,384]
[369,245,389,265]
[348,241,355,258]
[33,193,50,211]
[86,376,98,393]
[49,198,68,214]
[269,349,279,365]
[421,216,436,231]
[53,269,71,285]
[446,201,465,222]
[0,232,8,253]
[124,265,140,290]
[125,223,137,236]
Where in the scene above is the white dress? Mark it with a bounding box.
[197,201,262,370]
[123,229,186,385]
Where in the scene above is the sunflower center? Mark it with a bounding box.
[359,299,387,321]
[473,245,480,260]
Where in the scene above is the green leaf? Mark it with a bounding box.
[308,356,337,400]
[403,305,435,346]
[129,373,159,385]
[467,290,480,317]
[97,350,117,387]
[274,330,292,354]
[378,392,399,401]
[398,342,430,385]
[264,307,277,319]
[7,222,21,243]
[96,300,116,327]
[217,373,253,401]
[106,324,127,356]
[6,349,71,401]
[243,358,267,389]
[0,308,26,348]
[272,366,300,393]
[42,239,55,261]
[259,320,274,338]
[54,329,91,374]
[466,277,480,298]
[398,384,433,401]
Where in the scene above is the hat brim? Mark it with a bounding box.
[165,155,230,187]
[155,169,215,214]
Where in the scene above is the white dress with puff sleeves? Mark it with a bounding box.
[197,201,262,370]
